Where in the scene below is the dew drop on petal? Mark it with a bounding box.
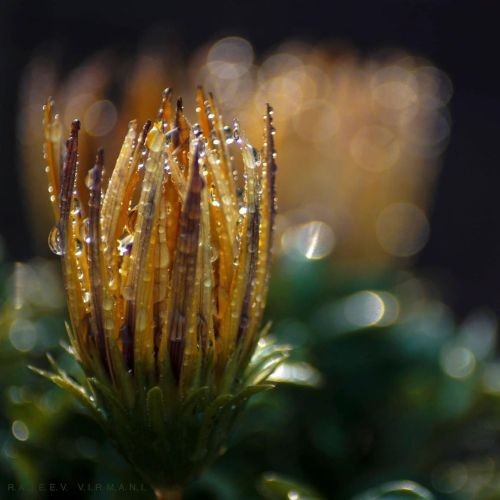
[75,238,83,256]
[209,186,221,207]
[192,123,202,138]
[102,296,114,311]
[127,207,138,232]
[147,126,164,153]
[50,119,62,142]
[210,247,219,263]
[48,225,63,256]
[223,125,233,144]
[118,234,134,256]
[122,285,134,301]
[82,219,91,244]
[85,167,97,190]
[71,199,81,216]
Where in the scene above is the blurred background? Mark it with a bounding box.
[1,0,500,498]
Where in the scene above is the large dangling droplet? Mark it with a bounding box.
[48,225,63,256]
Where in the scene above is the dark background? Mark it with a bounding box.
[1,0,499,317]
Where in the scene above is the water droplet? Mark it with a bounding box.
[48,225,63,255]
[192,123,202,138]
[103,296,113,311]
[233,120,241,142]
[209,186,220,207]
[118,234,134,256]
[85,166,97,190]
[147,126,164,153]
[75,238,83,256]
[223,125,233,139]
[81,218,91,244]
[83,291,91,304]
[210,247,219,263]
[247,145,259,166]
[71,199,81,216]
[127,207,138,232]
[137,310,147,330]
[161,246,170,268]
[50,119,62,142]
[164,127,177,146]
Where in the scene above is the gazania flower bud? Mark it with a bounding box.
[33,88,285,497]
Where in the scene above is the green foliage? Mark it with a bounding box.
[30,329,286,491]
[258,473,325,499]
[2,257,500,498]
[353,481,434,500]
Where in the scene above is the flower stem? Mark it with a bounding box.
[155,487,183,500]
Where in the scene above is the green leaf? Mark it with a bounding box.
[353,481,435,500]
[146,386,166,436]
[87,377,131,434]
[182,386,211,418]
[233,383,275,406]
[107,334,135,408]
[192,393,234,461]
[258,472,325,500]
[29,365,99,420]
[245,350,289,385]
